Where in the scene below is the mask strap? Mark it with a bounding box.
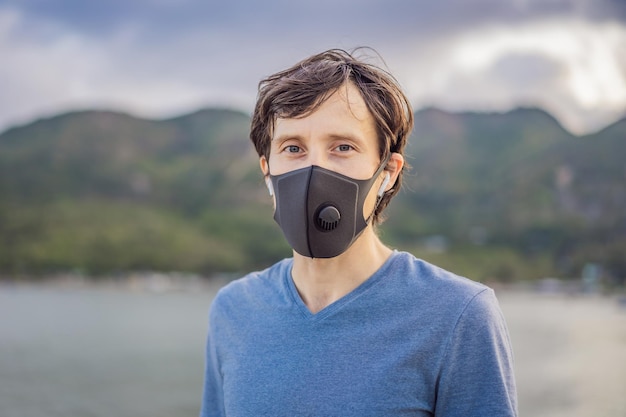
[265,176,274,196]
[365,153,392,224]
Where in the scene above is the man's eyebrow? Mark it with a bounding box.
[327,133,363,142]
[272,132,365,143]
[272,133,303,143]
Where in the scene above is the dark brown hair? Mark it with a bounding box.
[250,48,414,223]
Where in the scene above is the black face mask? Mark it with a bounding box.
[268,157,390,258]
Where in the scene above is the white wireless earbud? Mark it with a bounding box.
[265,177,274,196]
[377,172,391,197]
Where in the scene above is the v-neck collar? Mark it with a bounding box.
[284,250,399,321]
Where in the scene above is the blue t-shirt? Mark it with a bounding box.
[200,251,517,416]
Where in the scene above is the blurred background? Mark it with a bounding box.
[0,1,625,416]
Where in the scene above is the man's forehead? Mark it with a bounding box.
[275,87,371,123]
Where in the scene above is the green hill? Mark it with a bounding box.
[0,107,624,284]
[384,108,625,283]
[0,109,287,275]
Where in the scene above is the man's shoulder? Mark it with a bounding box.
[390,251,491,302]
[386,251,502,331]
[210,257,293,312]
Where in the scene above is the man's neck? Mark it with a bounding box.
[290,227,393,314]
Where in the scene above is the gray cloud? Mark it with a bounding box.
[3,0,624,39]
[490,52,566,88]
[0,0,625,134]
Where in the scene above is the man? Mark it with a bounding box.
[200,49,518,416]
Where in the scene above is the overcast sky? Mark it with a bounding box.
[1,0,625,135]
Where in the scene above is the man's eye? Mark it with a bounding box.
[337,144,352,152]
[286,145,300,153]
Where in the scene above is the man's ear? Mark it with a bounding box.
[259,156,273,196]
[384,152,404,192]
[259,155,269,177]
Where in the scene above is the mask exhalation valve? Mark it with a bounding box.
[316,205,341,231]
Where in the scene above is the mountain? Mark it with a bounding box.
[384,107,625,282]
[0,107,624,283]
[0,109,286,276]
[0,109,262,208]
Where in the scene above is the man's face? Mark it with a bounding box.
[263,82,381,180]
[260,82,389,219]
